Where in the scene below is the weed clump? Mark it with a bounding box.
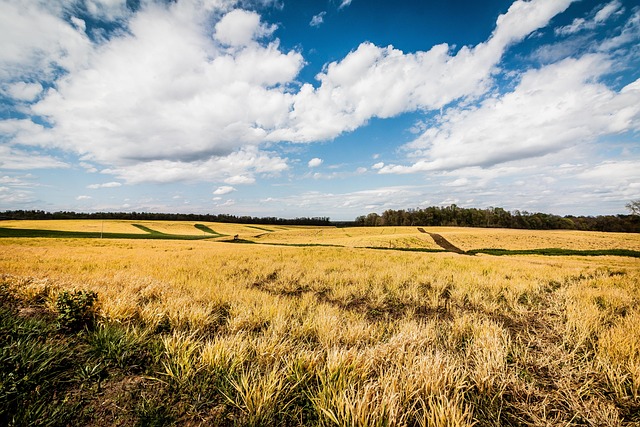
[55,289,98,331]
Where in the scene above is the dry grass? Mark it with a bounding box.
[5,220,639,252]
[254,226,441,249]
[1,226,640,425]
[430,227,640,251]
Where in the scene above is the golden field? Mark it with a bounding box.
[1,221,639,425]
[0,219,149,234]
[434,227,640,251]
[253,226,441,249]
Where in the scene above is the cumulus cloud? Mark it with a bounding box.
[271,0,574,142]
[0,0,577,188]
[7,3,300,184]
[213,185,236,195]
[5,82,43,101]
[381,54,640,173]
[0,0,92,81]
[214,9,276,46]
[87,182,122,189]
[308,157,323,168]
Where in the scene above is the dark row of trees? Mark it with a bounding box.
[2,205,639,232]
[0,210,331,226]
[355,205,639,233]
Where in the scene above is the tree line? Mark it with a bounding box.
[354,205,639,233]
[0,210,331,226]
[2,205,638,232]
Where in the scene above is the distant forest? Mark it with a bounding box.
[0,210,331,226]
[1,206,638,232]
[355,205,639,233]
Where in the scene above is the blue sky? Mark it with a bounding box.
[1,0,639,220]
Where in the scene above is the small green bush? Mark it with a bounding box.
[55,290,98,331]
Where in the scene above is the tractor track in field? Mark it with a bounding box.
[417,228,467,254]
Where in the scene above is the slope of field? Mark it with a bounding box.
[253,226,442,249]
[1,233,639,426]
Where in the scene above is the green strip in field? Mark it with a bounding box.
[223,238,342,248]
[0,227,216,241]
[194,224,224,236]
[467,248,640,258]
[246,225,275,232]
[131,224,167,235]
[365,246,447,253]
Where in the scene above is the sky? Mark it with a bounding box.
[0,0,639,221]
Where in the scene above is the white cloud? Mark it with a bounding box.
[102,148,287,184]
[255,186,423,218]
[0,0,578,189]
[339,0,353,9]
[84,0,130,20]
[381,54,640,173]
[310,11,326,27]
[224,175,256,184]
[87,181,122,189]
[76,195,92,200]
[217,199,235,207]
[214,9,276,47]
[598,9,640,51]
[271,0,574,142]
[0,145,67,170]
[5,82,43,101]
[11,3,300,184]
[0,185,35,205]
[371,162,384,170]
[556,0,623,35]
[70,16,86,32]
[0,176,22,185]
[0,0,92,81]
[213,185,236,195]
[594,0,623,23]
[577,160,640,183]
[308,157,323,168]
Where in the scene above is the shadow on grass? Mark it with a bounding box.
[194,224,224,237]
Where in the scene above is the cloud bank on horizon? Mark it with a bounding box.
[0,0,639,219]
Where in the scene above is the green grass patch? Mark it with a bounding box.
[365,246,447,253]
[0,227,215,241]
[130,224,167,235]
[467,248,640,258]
[194,223,224,236]
[246,225,275,232]
[0,305,82,426]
